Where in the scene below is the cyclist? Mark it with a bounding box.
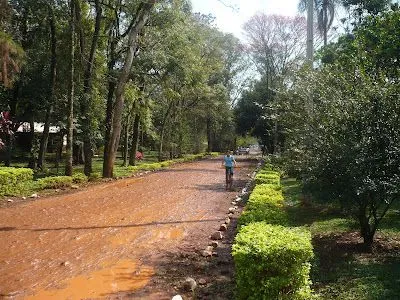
[222,150,237,190]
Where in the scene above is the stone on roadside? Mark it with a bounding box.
[225,218,231,225]
[210,241,219,248]
[30,193,38,198]
[202,250,212,257]
[184,277,197,292]
[7,199,13,202]
[198,278,207,285]
[205,245,214,252]
[219,224,228,231]
[211,231,223,240]
[71,185,79,189]
[172,295,183,300]
[228,207,236,213]
[22,196,26,200]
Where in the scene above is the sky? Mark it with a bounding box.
[191,0,302,39]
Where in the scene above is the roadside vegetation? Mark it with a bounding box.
[0,152,218,198]
[283,178,400,299]
[1,0,400,299]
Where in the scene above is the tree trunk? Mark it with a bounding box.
[158,101,174,162]
[28,117,36,169]
[323,0,328,46]
[103,26,117,176]
[129,112,140,166]
[38,3,57,169]
[65,0,75,176]
[103,1,155,178]
[55,131,64,173]
[358,204,375,252]
[122,114,130,166]
[81,0,102,176]
[206,116,212,153]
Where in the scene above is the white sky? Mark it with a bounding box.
[191,0,301,39]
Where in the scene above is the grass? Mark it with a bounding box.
[281,178,400,300]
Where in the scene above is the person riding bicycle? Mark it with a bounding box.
[222,150,237,190]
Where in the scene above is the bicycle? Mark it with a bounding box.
[225,166,233,190]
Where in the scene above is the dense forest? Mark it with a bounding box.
[0,0,248,177]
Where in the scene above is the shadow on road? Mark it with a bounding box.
[0,218,226,232]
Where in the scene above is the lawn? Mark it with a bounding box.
[1,151,161,179]
[282,178,400,300]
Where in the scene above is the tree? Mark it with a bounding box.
[65,0,76,176]
[37,2,57,170]
[299,0,341,46]
[0,32,25,89]
[241,14,308,153]
[103,0,155,178]
[281,8,400,250]
[243,14,307,85]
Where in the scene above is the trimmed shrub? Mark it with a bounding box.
[0,167,34,196]
[72,173,88,183]
[233,222,314,300]
[238,184,287,226]
[37,176,73,189]
[254,171,281,185]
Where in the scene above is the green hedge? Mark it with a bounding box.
[37,176,73,189]
[232,222,314,300]
[127,153,210,174]
[254,171,281,185]
[233,165,314,299]
[0,167,34,196]
[238,183,288,226]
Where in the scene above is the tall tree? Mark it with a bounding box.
[79,0,103,176]
[299,0,341,46]
[103,0,155,178]
[65,0,76,176]
[37,2,57,169]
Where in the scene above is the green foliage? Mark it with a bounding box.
[284,178,400,299]
[0,167,34,196]
[88,172,101,182]
[238,183,287,226]
[72,173,88,184]
[233,222,314,300]
[254,171,281,185]
[281,9,400,247]
[37,176,73,189]
[234,167,315,299]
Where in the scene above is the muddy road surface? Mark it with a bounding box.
[0,157,257,299]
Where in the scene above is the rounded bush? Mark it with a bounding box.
[233,222,314,300]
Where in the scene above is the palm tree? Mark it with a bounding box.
[0,32,25,88]
[299,0,340,46]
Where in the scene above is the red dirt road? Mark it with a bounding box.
[0,157,257,299]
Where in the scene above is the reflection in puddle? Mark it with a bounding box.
[25,259,154,300]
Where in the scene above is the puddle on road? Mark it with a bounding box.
[25,259,154,300]
[169,227,183,239]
